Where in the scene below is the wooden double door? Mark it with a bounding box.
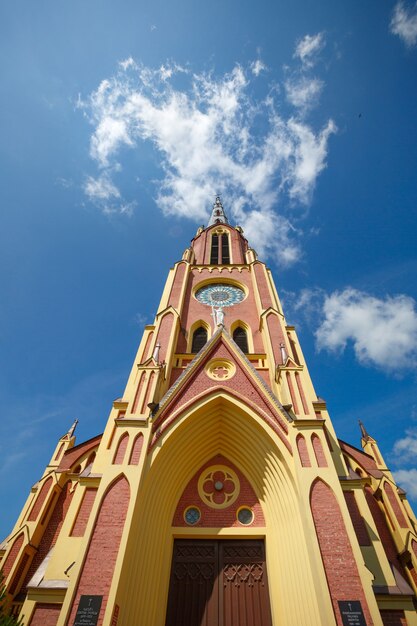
[165,540,273,626]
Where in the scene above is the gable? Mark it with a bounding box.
[151,334,291,451]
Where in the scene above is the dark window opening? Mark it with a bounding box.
[233,327,249,353]
[191,327,208,353]
[221,234,230,264]
[287,334,300,365]
[210,234,219,264]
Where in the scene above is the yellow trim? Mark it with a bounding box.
[192,277,249,301]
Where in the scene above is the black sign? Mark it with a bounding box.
[73,595,103,626]
[338,601,367,626]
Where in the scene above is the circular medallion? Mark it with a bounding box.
[198,465,240,509]
[205,359,236,381]
[195,284,245,307]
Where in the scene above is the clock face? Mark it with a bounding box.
[195,284,245,307]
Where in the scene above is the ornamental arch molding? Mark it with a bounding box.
[114,393,323,626]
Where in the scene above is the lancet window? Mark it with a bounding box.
[191,326,208,353]
[210,232,230,264]
[233,327,249,353]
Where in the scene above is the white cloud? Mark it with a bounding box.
[393,469,417,498]
[119,57,136,71]
[287,118,336,203]
[390,1,417,47]
[285,76,323,111]
[294,33,324,67]
[282,287,324,325]
[80,54,335,263]
[241,209,301,266]
[316,288,417,371]
[393,430,417,463]
[251,59,267,76]
[85,174,120,201]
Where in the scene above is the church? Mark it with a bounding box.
[2,198,417,626]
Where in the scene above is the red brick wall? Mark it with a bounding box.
[295,372,309,414]
[28,603,61,626]
[380,610,407,626]
[132,372,146,413]
[54,443,65,461]
[175,266,264,354]
[168,262,186,309]
[310,479,374,626]
[128,434,143,465]
[154,340,289,442]
[266,314,286,367]
[384,482,408,529]
[67,475,130,626]
[70,488,98,537]
[364,486,405,576]
[141,371,155,414]
[23,482,74,590]
[230,228,245,264]
[156,312,174,364]
[296,434,311,467]
[1,533,24,579]
[343,491,371,546]
[9,552,30,594]
[140,331,154,363]
[286,372,299,414]
[28,477,53,521]
[113,433,129,465]
[172,454,265,527]
[253,263,272,309]
[312,434,328,468]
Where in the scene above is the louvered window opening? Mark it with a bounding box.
[210,234,230,264]
[210,235,219,264]
[221,234,230,263]
[191,327,208,353]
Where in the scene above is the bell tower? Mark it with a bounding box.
[2,198,417,626]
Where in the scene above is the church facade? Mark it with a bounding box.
[2,198,417,626]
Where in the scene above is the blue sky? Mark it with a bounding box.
[1,0,417,539]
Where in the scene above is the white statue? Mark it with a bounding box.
[214,306,225,327]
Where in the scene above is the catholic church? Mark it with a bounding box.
[2,198,417,626]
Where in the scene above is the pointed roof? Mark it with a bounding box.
[207,196,229,226]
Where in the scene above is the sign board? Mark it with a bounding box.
[73,595,103,626]
[338,601,367,626]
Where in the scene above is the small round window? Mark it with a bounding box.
[184,506,201,525]
[237,507,254,525]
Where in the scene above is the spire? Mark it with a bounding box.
[67,418,79,438]
[358,419,371,440]
[207,196,229,227]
